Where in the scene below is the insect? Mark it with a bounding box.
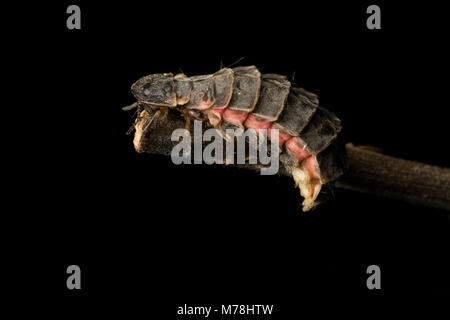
[125,66,348,211]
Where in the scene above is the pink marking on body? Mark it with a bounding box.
[222,109,249,126]
[244,114,272,134]
[211,108,225,117]
[174,73,187,79]
[302,156,320,180]
[285,137,310,162]
[197,99,215,110]
[177,97,189,105]
[268,124,292,147]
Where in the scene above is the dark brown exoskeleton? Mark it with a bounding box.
[125,66,348,211]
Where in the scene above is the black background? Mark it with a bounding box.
[7,0,449,315]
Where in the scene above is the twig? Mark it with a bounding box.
[131,109,450,211]
[336,144,450,211]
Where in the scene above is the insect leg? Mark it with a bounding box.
[160,106,169,119]
[143,109,161,132]
[122,102,139,111]
[125,104,143,135]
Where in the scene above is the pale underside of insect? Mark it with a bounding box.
[126,66,348,211]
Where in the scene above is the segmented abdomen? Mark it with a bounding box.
[130,66,347,211]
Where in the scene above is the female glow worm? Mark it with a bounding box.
[126,66,348,211]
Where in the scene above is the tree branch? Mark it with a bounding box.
[131,109,450,211]
[336,144,450,211]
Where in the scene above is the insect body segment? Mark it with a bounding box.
[222,66,262,128]
[129,66,347,211]
[131,73,177,107]
[184,75,216,110]
[173,76,193,105]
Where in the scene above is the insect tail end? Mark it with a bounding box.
[290,166,323,212]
